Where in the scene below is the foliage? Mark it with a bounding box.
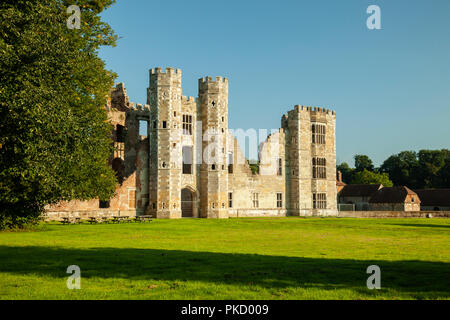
[379,151,419,188]
[336,162,353,184]
[339,150,450,188]
[0,0,118,228]
[351,169,393,187]
[248,161,259,175]
[380,149,450,188]
[354,154,374,172]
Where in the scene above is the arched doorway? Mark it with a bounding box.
[181,188,194,217]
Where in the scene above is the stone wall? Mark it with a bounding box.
[44,209,138,221]
[338,211,450,218]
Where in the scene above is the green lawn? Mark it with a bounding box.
[0,217,449,300]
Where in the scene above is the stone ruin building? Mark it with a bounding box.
[47,67,338,219]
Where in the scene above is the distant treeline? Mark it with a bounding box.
[337,150,450,189]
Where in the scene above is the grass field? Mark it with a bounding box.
[0,217,449,300]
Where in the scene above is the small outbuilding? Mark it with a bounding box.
[413,189,450,211]
[338,184,383,211]
[369,186,420,211]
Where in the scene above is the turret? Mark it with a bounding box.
[198,76,229,218]
[147,67,183,219]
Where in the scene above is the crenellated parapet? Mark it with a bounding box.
[149,67,182,88]
[181,96,197,103]
[198,76,228,93]
[295,105,335,115]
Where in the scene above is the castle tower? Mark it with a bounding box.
[147,67,183,218]
[284,106,337,216]
[198,77,229,218]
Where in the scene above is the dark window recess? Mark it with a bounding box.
[212,164,216,170]
[277,193,283,208]
[116,125,125,142]
[277,158,282,176]
[162,121,167,129]
[228,153,234,173]
[99,200,110,208]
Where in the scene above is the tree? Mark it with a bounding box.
[439,156,450,188]
[337,162,354,184]
[0,0,118,228]
[418,149,449,188]
[351,169,393,187]
[380,151,419,188]
[354,154,374,172]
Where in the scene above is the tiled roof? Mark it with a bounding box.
[413,189,450,207]
[369,186,418,204]
[339,184,383,197]
[336,180,346,187]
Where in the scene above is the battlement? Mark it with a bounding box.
[199,76,228,84]
[292,105,336,116]
[181,96,196,103]
[150,67,182,76]
[198,76,229,91]
[129,103,151,115]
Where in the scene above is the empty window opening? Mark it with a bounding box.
[139,120,148,138]
[228,192,233,208]
[182,114,192,135]
[228,153,234,173]
[277,158,282,176]
[99,200,110,208]
[112,157,125,185]
[183,146,193,174]
[116,124,125,143]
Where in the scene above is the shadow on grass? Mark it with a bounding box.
[388,223,450,229]
[0,246,448,298]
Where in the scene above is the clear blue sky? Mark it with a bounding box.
[99,0,450,167]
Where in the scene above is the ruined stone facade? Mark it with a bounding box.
[47,67,338,219]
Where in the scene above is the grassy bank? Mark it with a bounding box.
[0,217,448,299]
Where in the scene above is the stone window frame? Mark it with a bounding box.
[228,152,234,174]
[313,193,327,209]
[182,146,193,175]
[276,193,283,208]
[252,193,259,208]
[312,123,326,145]
[182,114,193,135]
[312,157,327,179]
[277,158,282,176]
